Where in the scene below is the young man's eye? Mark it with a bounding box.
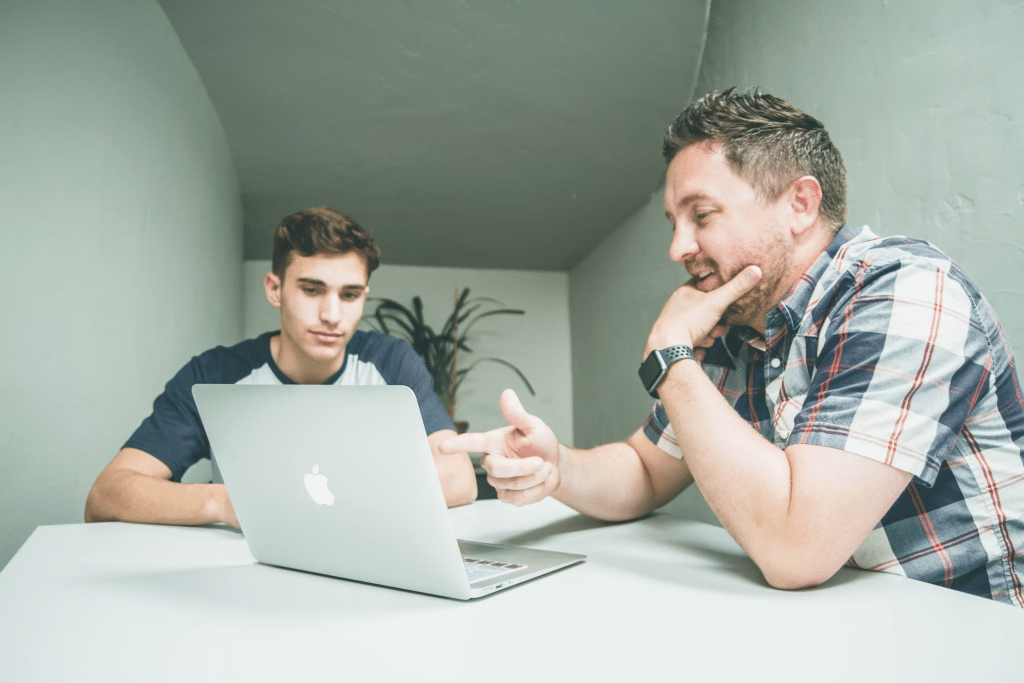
[301,287,319,295]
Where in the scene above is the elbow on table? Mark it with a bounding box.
[83,486,110,523]
[573,499,661,524]
[446,468,478,508]
[756,554,844,592]
[460,476,479,507]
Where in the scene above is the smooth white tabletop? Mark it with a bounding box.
[1,499,1021,682]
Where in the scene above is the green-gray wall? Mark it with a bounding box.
[569,0,1024,522]
[0,0,242,569]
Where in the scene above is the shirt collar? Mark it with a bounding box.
[705,224,877,364]
[772,223,869,334]
[703,325,763,368]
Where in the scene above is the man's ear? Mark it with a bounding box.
[264,272,282,308]
[787,175,823,236]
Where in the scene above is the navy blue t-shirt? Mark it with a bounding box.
[124,330,455,481]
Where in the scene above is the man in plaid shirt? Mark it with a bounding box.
[443,89,1024,606]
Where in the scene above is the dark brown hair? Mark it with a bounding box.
[663,88,847,231]
[271,207,381,280]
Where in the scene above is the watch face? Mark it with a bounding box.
[639,346,696,399]
[638,350,666,398]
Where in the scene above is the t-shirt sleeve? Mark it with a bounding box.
[123,356,213,482]
[790,259,988,486]
[383,339,457,434]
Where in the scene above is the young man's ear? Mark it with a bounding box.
[264,272,283,308]
[787,175,823,236]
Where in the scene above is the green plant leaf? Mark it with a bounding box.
[458,308,525,340]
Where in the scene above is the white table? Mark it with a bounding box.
[1,499,1021,682]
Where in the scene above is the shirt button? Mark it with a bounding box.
[778,428,790,440]
[770,357,781,369]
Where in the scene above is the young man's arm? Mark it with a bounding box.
[427,430,477,508]
[84,447,238,527]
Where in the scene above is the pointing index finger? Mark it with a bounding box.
[439,432,491,454]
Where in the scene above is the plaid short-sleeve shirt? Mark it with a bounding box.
[644,225,1024,606]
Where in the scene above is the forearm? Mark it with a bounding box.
[660,360,914,589]
[553,440,673,522]
[657,361,800,579]
[436,453,478,508]
[429,431,478,508]
[84,469,233,526]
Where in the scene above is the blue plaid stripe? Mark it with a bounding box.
[645,225,1024,606]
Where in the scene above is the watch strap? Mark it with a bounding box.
[659,345,696,366]
[639,344,696,398]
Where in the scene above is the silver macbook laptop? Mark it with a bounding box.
[192,383,585,600]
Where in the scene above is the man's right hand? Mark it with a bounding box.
[439,389,560,506]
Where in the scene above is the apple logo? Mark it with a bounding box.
[303,465,335,506]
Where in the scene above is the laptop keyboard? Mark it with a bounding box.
[462,557,527,583]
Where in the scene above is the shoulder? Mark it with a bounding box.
[346,329,417,358]
[815,230,983,320]
[807,233,1001,370]
[340,330,442,403]
[824,229,988,302]
[345,329,424,377]
[185,332,276,384]
[830,231,955,280]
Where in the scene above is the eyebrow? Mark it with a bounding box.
[295,278,366,292]
[670,193,715,211]
[665,193,719,220]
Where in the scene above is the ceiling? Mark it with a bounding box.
[158,0,709,271]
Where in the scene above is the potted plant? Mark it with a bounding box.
[365,287,535,431]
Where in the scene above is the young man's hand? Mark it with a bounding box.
[211,484,240,528]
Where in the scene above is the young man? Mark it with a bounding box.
[442,89,1024,607]
[86,207,476,527]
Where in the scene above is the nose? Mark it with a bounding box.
[320,296,342,326]
[668,221,699,263]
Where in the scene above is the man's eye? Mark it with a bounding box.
[301,288,318,295]
[341,293,359,301]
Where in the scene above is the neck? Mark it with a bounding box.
[751,226,834,335]
[269,334,344,385]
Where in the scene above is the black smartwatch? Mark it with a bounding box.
[638,345,696,398]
